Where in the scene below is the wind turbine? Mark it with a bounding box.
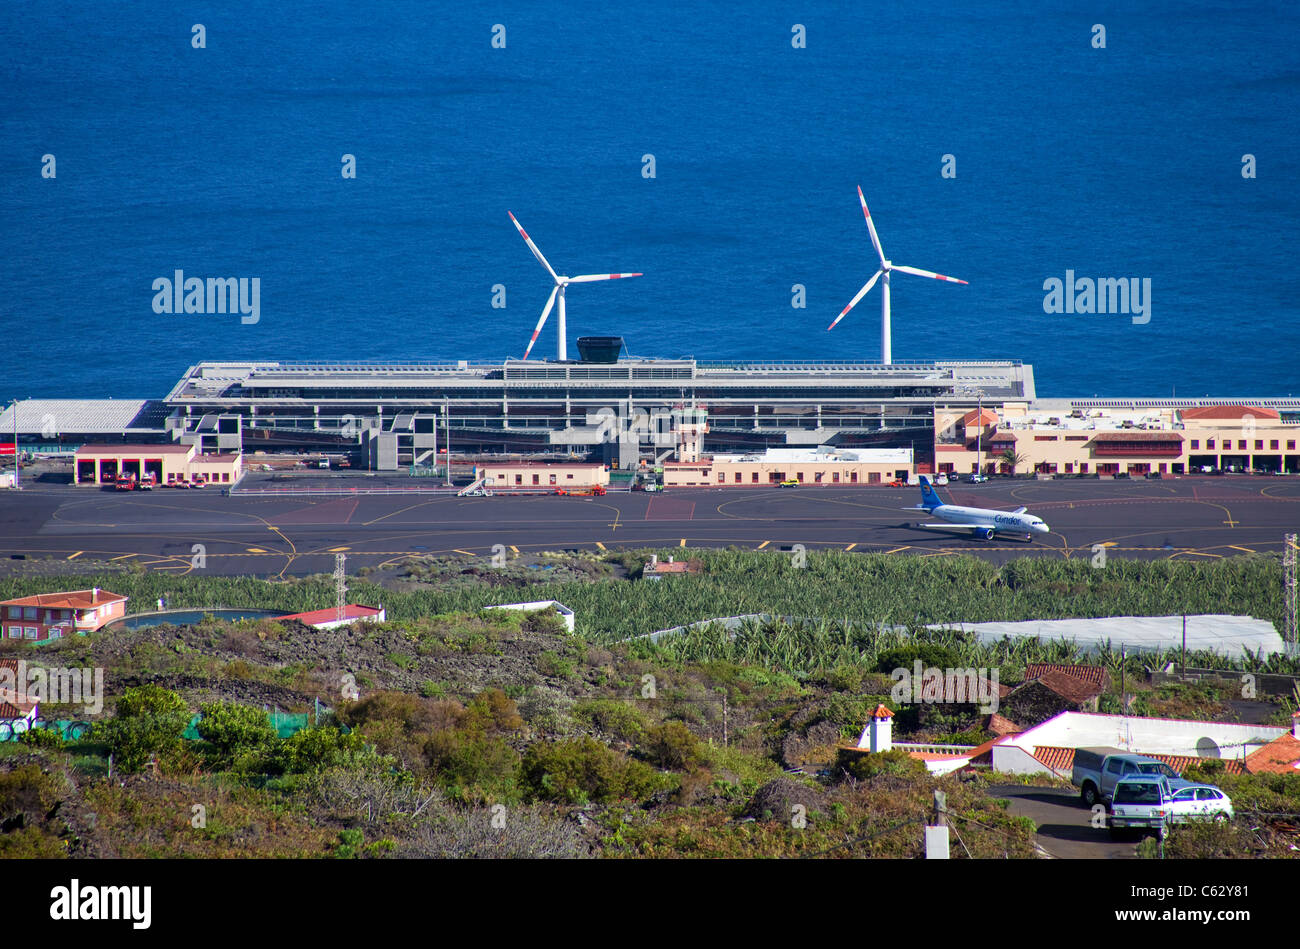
[827,187,967,364]
[507,212,642,361]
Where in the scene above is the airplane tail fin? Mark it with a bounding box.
[918,475,943,511]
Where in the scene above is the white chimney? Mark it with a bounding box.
[91,587,99,603]
[857,704,894,753]
[668,556,674,564]
[649,554,658,566]
[1293,711,1299,741]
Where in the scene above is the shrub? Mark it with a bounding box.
[92,684,190,773]
[280,727,374,773]
[572,699,648,742]
[641,721,702,772]
[196,701,279,771]
[521,738,665,805]
[838,748,928,781]
[19,726,66,750]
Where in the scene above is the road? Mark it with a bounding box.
[990,785,1139,859]
[1,471,1296,577]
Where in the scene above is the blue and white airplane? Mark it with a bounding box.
[909,476,1050,541]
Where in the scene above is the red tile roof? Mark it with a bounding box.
[1030,670,1105,704]
[962,409,999,427]
[1024,663,1108,690]
[870,704,894,720]
[1244,734,1300,775]
[0,590,127,610]
[1031,746,1076,773]
[985,713,1022,736]
[1181,405,1279,421]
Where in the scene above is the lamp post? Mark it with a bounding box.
[975,391,983,476]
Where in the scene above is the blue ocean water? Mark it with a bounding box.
[3,1,1298,400]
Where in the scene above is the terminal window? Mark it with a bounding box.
[1190,440,1199,449]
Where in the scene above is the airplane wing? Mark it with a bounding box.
[919,522,984,532]
[1011,506,1027,515]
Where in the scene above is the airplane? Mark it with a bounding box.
[908,475,1050,541]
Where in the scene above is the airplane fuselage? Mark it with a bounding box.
[930,503,1048,535]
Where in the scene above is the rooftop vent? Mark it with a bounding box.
[576,336,625,363]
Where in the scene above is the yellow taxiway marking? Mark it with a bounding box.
[1227,545,1255,554]
[844,543,857,551]
[595,542,606,551]
[884,546,909,554]
[246,547,268,553]
[453,549,476,556]
[67,551,83,560]
[756,540,770,549]
[510,545,519,553]
[1223,518,1238,527]
[327,546,351,552]
[109,553,136,561]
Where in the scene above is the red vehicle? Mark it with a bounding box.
[554,485,607,497]
[138,474,156,491]
[115,474,136,491]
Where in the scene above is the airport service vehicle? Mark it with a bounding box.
[778,479,800,488]
[1109,775,1176,838]
[318,459,330,469]
[910,476,1049,541]
[1072,747,1181,807]
[935,474,949,485]
[887,478,905,488]
[138,475,156,491]
[114,474,136,491]
[967,473,989,484]
[555,485,606,497]
[1167,784,1233,824]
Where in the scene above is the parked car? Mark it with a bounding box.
[1109,775,1176,838]
[967,473,989,484]
[1167,784,1233,824]
[935,474,949,485]
[1144,471,1163,479]
[1072,747,1183,808]
[886,478,906,488]
[778,479,799,488]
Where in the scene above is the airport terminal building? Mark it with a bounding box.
[4,337,1299,476]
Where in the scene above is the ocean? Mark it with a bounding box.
[3,1,1298,400]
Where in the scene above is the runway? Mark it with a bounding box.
[1,476,1297,577]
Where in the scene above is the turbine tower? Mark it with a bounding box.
[507,212,642,361]
[827,187,968,364]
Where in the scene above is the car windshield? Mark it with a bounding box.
[1136,762,1176,777]
[1114,783,1163,804]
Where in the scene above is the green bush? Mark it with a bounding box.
[19,726,66,750]
[572,699,648,742]
[280,727,374,773]
[838,748,928,781]
[641,721,702,772]
[521,737,665,805]
[92,684,190,773]
[196,701,279,771]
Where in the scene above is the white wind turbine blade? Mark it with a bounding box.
[522,286,560,360]
[828,269,883,330]
[567,272,643,283]
[857,186,886,265]
[891,264,968,284]
[507,212,559,283]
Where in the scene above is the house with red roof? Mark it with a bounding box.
[276,604,386,631]
[1243,713,1300,775]
[1,588,127,641]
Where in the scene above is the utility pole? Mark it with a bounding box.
[334,553,346,623]
[975,391,983,476]
[1285,534,1298,653]
[12,399,18,489]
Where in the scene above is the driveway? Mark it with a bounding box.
[990,785,1139,859]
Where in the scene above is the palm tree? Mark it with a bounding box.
[998,448,1028,476]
